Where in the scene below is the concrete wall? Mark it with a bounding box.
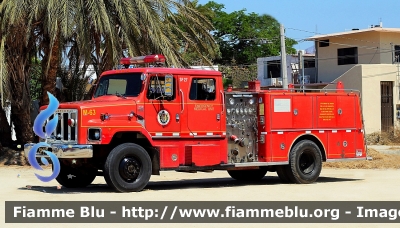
[361,64,399,133]
[323,64,399,134]
[316,32,382,83]
[379,33,400,63]
[324,65,363,92]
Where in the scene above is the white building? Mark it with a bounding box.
[257,53,316,87]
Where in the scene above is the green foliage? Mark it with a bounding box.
[220,65,258,88]
[57,67,92,102]
[29,60,42,101]
[58,38,95,102]
[170,0,219,66]
[198,1,297,65]
[223,78,233,89]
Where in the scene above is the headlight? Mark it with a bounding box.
[94,131,100,139]
[88,128,101,140]
[229,98,235,105]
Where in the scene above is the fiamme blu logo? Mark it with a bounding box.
[27,92,61,182]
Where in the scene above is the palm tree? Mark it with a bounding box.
[0,0,218,143]
[33,0,219,104]
[0,0,39,143]
[76,0,218,70]
[0,25,35,143]
[0,106,11,148]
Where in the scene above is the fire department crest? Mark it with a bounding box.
[157,110,170,126]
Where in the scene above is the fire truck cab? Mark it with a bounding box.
[24,54,367,192]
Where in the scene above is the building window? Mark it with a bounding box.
[263,61,281,79]
[395,45,400,62]
[319,39,329,47]
[304,59,315,68]
[266,60,281,78]
[337,47,358,65]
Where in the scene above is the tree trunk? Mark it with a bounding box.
[40,30,61,106]
[5,24,34,144]
[0,105,12,147]
[7,53,34,144]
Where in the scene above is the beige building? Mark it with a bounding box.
[307,26,400,134]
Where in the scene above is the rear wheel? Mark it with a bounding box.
[227,168,267,181]
[104,143,152,192]
[276,165,293,183]
[54,162,97,188]
[289,140,322,184]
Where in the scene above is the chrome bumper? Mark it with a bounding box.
[24,143,93,159]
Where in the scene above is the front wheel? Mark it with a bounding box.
[289,140,322,184]
[104,143,152,192]
[54,162,97,188]
[227,168,267,181]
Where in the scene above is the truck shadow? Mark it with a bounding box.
[142,176,362,191]
[17,175,362,194]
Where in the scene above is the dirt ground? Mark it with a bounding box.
[1,165,400,228]
[1,145,400,228]
[323,147,400,169]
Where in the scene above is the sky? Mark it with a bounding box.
[197,0,400,52]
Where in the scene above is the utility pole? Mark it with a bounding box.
[298,50,304,92]
[280,24,288,88]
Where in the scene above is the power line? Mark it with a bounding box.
[311,49,394,62]
[286,27,395,50]
[257,49,395,63]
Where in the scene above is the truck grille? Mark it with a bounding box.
[42,109,78,144]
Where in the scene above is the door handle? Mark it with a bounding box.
[180,89,184,113]
[220,90,225,112]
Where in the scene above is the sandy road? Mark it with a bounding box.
[0,166,400,228]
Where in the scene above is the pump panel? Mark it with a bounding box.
[225,92,258,163]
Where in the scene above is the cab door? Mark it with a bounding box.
[185,77,222,136]
[144,74,181,137]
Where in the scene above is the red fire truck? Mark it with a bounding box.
[24,54,367,192]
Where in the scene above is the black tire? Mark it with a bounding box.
[227,168,267,181]
[54,162,97,188]
[289,140,322,184]
[276,165,293,183]
[104,143,152,192]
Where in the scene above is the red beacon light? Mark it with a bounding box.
[120,54,166,68]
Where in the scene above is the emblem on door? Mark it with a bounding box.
[157,110,170,126]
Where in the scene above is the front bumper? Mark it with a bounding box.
[24,143,93,159]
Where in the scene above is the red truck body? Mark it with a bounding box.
[25,55,367,192]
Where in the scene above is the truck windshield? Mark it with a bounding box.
[93,73,143,98]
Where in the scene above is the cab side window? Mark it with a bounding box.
[147,76,176,100]
[189,78,216,101]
